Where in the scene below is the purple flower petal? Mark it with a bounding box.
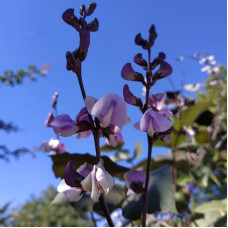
[121,63,144,82]
[76,107,90,123]
[76,130,92,139]
[157,61,172,78]
[105,132,123,147]
[148,93,166,110]
[64,161,84,188]
[77,162,93,178]
[123,84,142,107]
[133,53,147,67]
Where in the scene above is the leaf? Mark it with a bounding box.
[181,103,207,126]
[93,184,126,216]
[122,165,178,220]
[194,199,227,227]
[50,152,129,180]
[110,150,130,162]
[153,132,186,148]
[133,141,142,159]
[195,130,210,144]
[100,141,124,152]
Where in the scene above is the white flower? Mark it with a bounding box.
[81,159,115,202]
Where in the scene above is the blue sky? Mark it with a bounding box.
[0,0,226,207]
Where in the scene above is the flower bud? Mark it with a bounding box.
[86,2,97,16]
[133,53,147,67]
[123,84,143,107]
[62,9,80,31]
[153,61,172,80]
[150,52,166,70]
[79,5,86,16]
[87,18,99,32]
[121,63,144,82]
[148,24,157,47]
[135,33,148,49]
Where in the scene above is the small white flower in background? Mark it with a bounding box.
[39,138,66,154]
[81,159,115,202]
[183,83,201,92]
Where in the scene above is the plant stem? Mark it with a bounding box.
[142,135,153,227]
[75,67,114,226]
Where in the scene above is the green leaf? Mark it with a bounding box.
[50,152,129,180]
[133,141,142,159]
[194,199,227,227]
[110,150,130,162]
[181,103,207,126]
[100,141,124,152]
[93,184,126,216]
[153,132,186,148]
[122,165,178,220]
[195,130,210,144]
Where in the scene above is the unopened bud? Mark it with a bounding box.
[123,84,143,107]
[121,63,144,82]
[79,5,86,16]
[79,17,87,30]
[86,18,99,32]
[62,9,80,31]
[153,61,172,81]
[148,24,157,47]
[133,53,147,67]
[135,33,148,49]
[87,2,97,16]
[150,52,166,69]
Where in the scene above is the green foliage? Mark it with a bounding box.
[8,186,92,227]
[122,166,177,220]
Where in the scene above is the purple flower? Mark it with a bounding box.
[62,9,80,31]
[123,84,143,107]
[39,138,66,154]
[124,170,146,200]
[148,93,173,117]
[105,132,123,147]
[50,114,78,137]
[133,109,173,137]
[133,53,147,67]
[81,159,115,202]
[57,161,93,202]
[121,63,144,82]
[85,93,127,129]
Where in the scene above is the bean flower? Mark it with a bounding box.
[133,108,173,137]
[39,138,67,154]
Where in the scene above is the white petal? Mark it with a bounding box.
[65,188,82,202]
[104,170,115,189]
[91,166,100,202]
[57,179,72,192]
[81,173,92,192]
[96,167,109,194]
[85,96,97,114]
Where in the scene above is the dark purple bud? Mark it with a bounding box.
[45,112,54,127]
[62,9,80,31]
[79,5,86,16]
[86,18,99,32]
[121,63,144,82]
[64,161,84,187]
[86,2,97,16]
[123,84,143,107]
[148,24,157,47]
[153,61,172,80]
[135,33,148,49]
[133,53,147,67]
[66,51,74,71]
[150,52,166,70]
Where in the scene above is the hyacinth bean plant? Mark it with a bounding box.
[41,2,227,227]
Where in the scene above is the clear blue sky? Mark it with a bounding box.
[0,0,226,207]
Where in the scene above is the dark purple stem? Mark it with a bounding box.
[142,135,153,227]
[76,65,113,227]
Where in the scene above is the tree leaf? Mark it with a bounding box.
[110,150,130,162]
[122,165,178,220]
[50,152,129,180]
[100,141,124,152]
[133,141,142,159]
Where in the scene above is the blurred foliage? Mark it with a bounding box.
[0,64,50,87]
[6,186,92,227]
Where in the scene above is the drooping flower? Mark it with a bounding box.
[123,84,143,107]
[85,93,127,129]
[133,108,173,137]
[50,114,78,137]
[57,161,93,202]
[124,170,146,201]
[81,159,115,202]
[39,138,67,154]
[153,61,172,80]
